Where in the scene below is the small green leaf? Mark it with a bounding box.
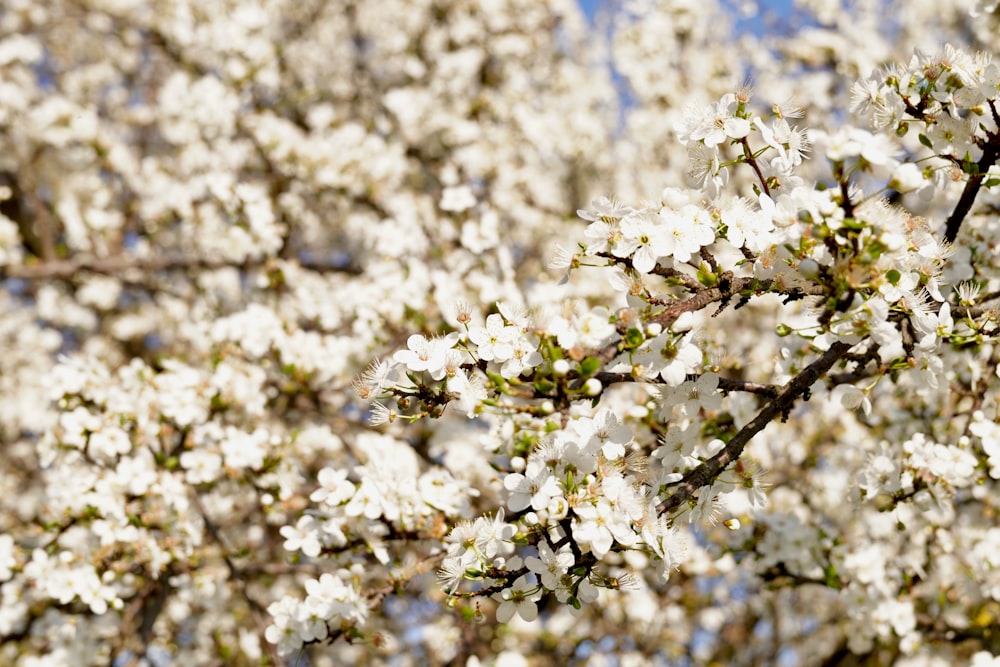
[578,357,601,378]
[696,263,718,287]
[823,565,841,589]
[534,378,555,395]
[962,153,979,175]
[918,133,933,149]
[624,327,645,349]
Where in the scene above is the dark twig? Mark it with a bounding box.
[1,253,361,283]
[657,341,852,515]
[944,123,1000,243]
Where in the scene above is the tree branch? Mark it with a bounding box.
[647,276,826,331]
[0,253,362,282]
[657,341,852,515]
[944,125,1000,243]
[593,371,782,398]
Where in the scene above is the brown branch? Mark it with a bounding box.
[657,341,852,515]
[740,137,771,197]
[716,377,782,397]
[647,277,826,331]
[649,263,703,290]
[944,127,1000,243]
[0,253,362,282]
[593,371,781,398]
[190,491,286,667]
[589,276,825,367]
[117,570,174,667]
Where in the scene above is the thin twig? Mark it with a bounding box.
[657,341,852,515]
[1,253,361,282]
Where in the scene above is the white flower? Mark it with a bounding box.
[832,384,872,417]
[354,359,397,399]
[686,143,729,199]
[681,93,750,146]
[617,210,669,273]
[88,425,132,460]
[468,314,517,362]
[368,400,396,425]
[580,197,634,255]
[578,196,634,224]
[310,468,355,506]
[660,372,722,418]
[572,498,635,559]
[0,535,16,581]
[499,333,542,379]
[304,573,359,621]
[280,516,323,558]
[721,197,774,253]
[439,185,477,212]
[437,554,471,594]
[640,516,688,573]
[970,651,1000,667]
[474,509,516,558]
[446,369,488,416]
[572,408,633,460]
[73,567,118,615]
[635,332,703,386]
[525,542,573,591]
[657,204,716,263]
[504,459,562,513]
[392,333,461,380]
[493,576,541,623]
[179,448,223,485]
[265,597,305,657]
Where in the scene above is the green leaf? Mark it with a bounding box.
[962,153,979,175]
[534,378,555,395]
[624,327,645,349]
[578,356,601,378]
[823,565,842,590]
[918,133,933,149]
[696,263,718,287]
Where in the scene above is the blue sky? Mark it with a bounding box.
[577,0,799,33]
[579,0,601,18]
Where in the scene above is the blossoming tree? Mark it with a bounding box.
[2,0,1000,665]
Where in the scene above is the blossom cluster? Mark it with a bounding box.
[356,47,1000,664]
[4,0,1000,665]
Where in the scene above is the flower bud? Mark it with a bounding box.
[547,496,569,521]
[798,258,819,279]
